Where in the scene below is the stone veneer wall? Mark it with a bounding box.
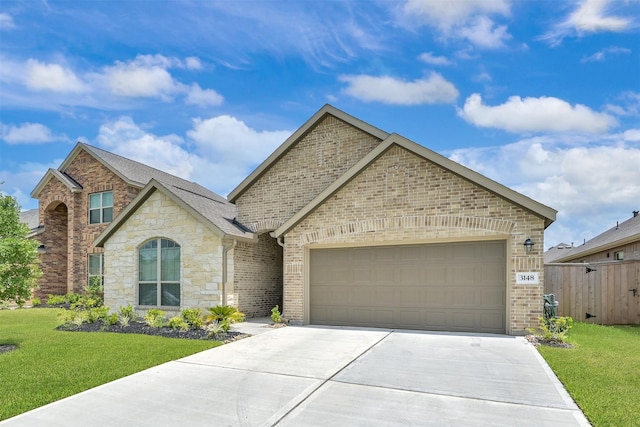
[283,145,546,334]
[35,149,139,296]
[233,115,383,316]
[103,190,224,315]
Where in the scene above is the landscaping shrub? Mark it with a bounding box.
[31,297,42,307]
[118,304,135,327]
[271,305,282,324]
[104,313,119,326]
[168,316,190,331]
[47,294,66,306]
[530,316,573,343]
[181,308,204,329]
[144,309,166,328]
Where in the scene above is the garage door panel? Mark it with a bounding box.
[310,241,506,334]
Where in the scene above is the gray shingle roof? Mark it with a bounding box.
[544,242,574,263]
[79,143,228,204]
[549,213,640,262]
[19,208,40,230]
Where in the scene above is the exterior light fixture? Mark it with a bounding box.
[523,238,534,253]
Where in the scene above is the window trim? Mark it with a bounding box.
[137,238,181,308]
[89,191,114,224]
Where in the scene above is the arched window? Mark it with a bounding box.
[138,238,181,307]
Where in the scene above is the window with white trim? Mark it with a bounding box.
[138,238,181,307]
[89,191,113,224]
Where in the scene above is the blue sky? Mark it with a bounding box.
[1,0,639,249]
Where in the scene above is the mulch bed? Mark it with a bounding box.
[526,335,574,349]
[56,321,249,343]
[0,344,18,355]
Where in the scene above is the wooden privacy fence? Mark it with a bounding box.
[544,261,640,325]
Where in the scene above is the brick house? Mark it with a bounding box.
[29,143,246,302]
[228,105,556,334]
[30,105,556,334]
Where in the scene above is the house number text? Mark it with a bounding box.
[516,272,539,284]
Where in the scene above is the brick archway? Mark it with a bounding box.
[37,201,69,296]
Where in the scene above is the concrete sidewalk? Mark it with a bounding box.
[1,326,590,426]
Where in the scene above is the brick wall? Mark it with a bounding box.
[233,115,383,317]
[35,149,140,297]
[283,145,546,334]
[233,233,283,317]
[103,190,224,315]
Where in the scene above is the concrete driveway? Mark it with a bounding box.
[1,325,589,426]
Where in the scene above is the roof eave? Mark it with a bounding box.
[30,169,83,198]
[552,233,640,262]
[275,134,557,237]
[228,104,390,202]
[95,179,255,247]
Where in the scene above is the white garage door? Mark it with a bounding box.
[309,240,506,334]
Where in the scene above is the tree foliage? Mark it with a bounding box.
[0,191,42,304]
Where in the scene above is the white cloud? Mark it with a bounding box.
[1,122,67,144]
[185,83,224,107]
[400,0,512,49]
[458,16,511,49]
[0,13,15,30]
[187,115,291,166]
[0,159,62,211]
[96,117,193,179]
[449,132,640,246]
[104,58,181,99]
[541,0,632,45]
[581,46,631,63]
[185,57,202,70]
[339,73,459,105]
[418,52,452,66]
[458,93,617,133]
[605,92,640,117]
[93,115,291,196]
[25,59,88,93]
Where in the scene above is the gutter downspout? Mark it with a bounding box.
[222,240,237,306]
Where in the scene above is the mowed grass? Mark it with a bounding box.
[538,322,640,427]
[0,308,219,421]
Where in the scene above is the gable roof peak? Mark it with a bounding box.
[228,104,390,202]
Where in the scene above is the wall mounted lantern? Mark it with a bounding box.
[523,238,534,253]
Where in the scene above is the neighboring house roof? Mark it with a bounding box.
[274,133,557,237]
[31,142,226,205]
[19,208,40,230]
[544,243,574,263]
[550,213,640,263]
[228,104,390,202]
[94,179,255,247]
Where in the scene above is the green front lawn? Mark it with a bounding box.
[538,322,640,427]
[0,308,219,421]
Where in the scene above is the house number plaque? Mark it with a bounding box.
[516,272,539,284]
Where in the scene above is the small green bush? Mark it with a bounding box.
[206,320,225,337]
[65,292,83,305]
[104,313,119,326]
[118,304,135,327]
[86,306,109,323]
[206,305,244,325]
[531,316,574,343]
[168,316,190,331]
[58,309,88,327]
[144,309,166,328]
[85,276,104,298]
[181,308,204,329]
[0,300,9,310]
[47,294,66,305]
[271,305,282,324]
[31,297,42,307]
